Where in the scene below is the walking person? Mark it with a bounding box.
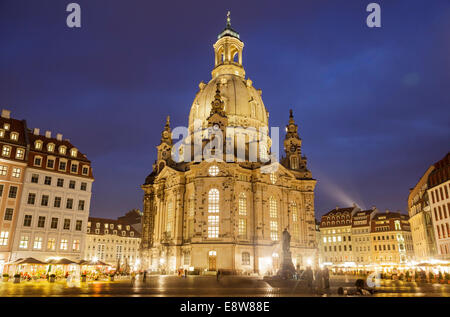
[216,269,221,281]
[323,266,330,290]
[304,266,314,293]
[131,271,136,286]
[315,268,323,294]
[142,270,147,283]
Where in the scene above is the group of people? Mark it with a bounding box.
[300,266,330,293]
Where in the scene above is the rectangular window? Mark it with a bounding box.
[51,217,58,229]
[71,164,78,173]
[75,220,82,231]
[270,221,278,241]
[15,148,24,159]
[41,195,49,206]
[54,196,61,208]
[27,193,36,205]
[66,198,73,209]
[82,166,89,175]
[8,186,18,198]
[60,239,68,250]
[34,157,42,166]
[19,236,29,249]
[23,215,32,227]
[72,239,80,251]
[2,146,11,157]
[80,182,87,191]
[47,159,54,169]
[57,178,64,187]
[11,167,21,178]
[0,231,9,246]
[0,165,7,176]
[47,238,56,250]
[37,216,46,228]
[207,215,219,238]
[4,208,13,221]
[59,161,66,171]
[33,237,43,249]
[31,174,39,183]
[44,176,52,185]
[69,180,75,189]
[63,219,71,230]
[78,200,85,211]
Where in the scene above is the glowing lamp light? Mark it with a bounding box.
[306,258,313,265]
[159,258,165,264]
[92,256,98,262]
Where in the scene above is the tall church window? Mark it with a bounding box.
[166,200,174,236]
[208,189,220,238]
[270,221,278,241]
[259,143,269,162]
[291,202,299,239]
[238,219,247,237]
[239,193,247,216]
[208,189,219,213]
[269,197,277,218]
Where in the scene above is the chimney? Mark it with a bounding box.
[385,209,390,214]
[33,128,40,135]
[1,109,11,119]
[64,138,70,143]
[45,131,51,138]
[372,206,376,210]
[335,206,339,210]
[56,133,63,141]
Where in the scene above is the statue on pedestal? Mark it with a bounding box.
[277,228,296,279]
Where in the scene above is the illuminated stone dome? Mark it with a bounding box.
[188,14,269,132]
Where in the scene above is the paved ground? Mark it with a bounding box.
[0,275,448,297]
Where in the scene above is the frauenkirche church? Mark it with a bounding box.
[140,14,317,274]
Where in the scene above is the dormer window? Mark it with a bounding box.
[82,166,89,175]
[3,123,10,130]
[59,146,67,155]
[47,143,55,152]
[35,141,43,150]
[118,225,122,230]
[10,132,19,141]
[0,129,4,138]
[126,226,130,231]
[70,148,78,157]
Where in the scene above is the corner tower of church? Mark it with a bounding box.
[140,13,317,275]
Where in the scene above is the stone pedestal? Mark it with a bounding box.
[277,250,296,279]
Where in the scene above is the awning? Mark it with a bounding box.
[15,257,46,265]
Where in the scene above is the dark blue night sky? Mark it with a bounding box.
[1,0,449,218]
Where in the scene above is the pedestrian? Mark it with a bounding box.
[131,271,136,286]
[216,269,221,281]
[143,270,147,283]
[304,266,314,292]
[184,269,187,278]
[323,266,330,289]
[315,268,323,294]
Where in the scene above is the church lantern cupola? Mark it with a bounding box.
[212,12,245,78]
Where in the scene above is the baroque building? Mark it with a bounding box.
[140,15,317,274]
[428,152,450,259]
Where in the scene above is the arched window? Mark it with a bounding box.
[239,193,247,216]
[259,143,269,162]
[291,202,299,239]
[208,189,219,213]
[269,197,277,218]
[242,252,250,265]
[290,156,299,169]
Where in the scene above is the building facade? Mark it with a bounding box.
[371,212,414,264]
[85,216,141,268]
[140,16,317,275]
[408,165,437,261]
[0,110,28,273]
[319,206,358,265]
[7,124,94,263]
[319,206,414,266]
[428,153,450,259]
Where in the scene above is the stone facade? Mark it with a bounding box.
[140,16,317,275]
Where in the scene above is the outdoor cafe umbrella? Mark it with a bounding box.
[79,259,109,266]
[16,257,45,265]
